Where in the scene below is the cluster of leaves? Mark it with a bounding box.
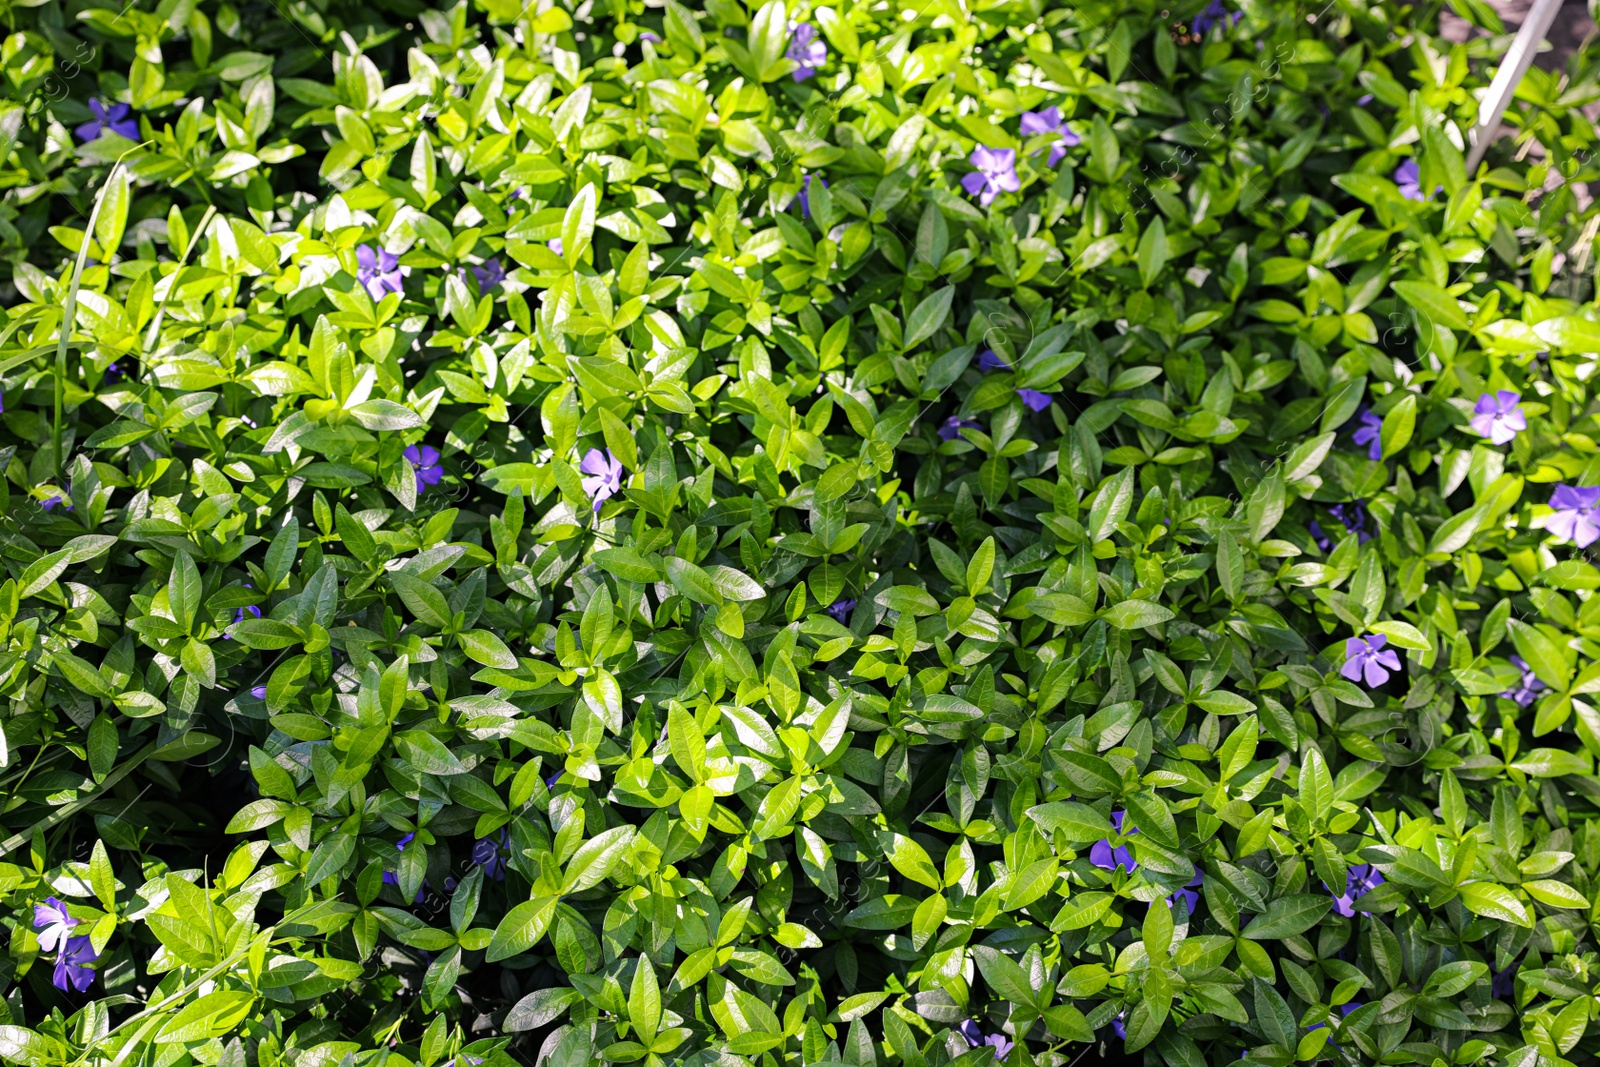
[3,0,1600,1066]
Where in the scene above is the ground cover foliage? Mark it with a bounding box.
[2,0,1600,1065]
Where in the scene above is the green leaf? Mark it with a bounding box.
[1377,393,1416,459]
[1137,217,1168,289]
[1456,882,1533,927]
[458,629,519,668]
[1241,894,1331,939]
[488,897,559,961]
[1393,279,1470,330]
[1102,599,1176,629]
[903,286,955,350]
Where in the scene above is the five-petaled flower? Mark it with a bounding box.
[1492,963,1517,1000]
[229,582,260,631]
[786,22,826,80]
[53,935,99,992]
[1309,519,1332,553]
[471,258,506,291]
[356,245,409,301]
[405,445,444,493]
[798,174,827,219]
[1342,634,1400,688]
[580,449,625,512]
[827,598,856,624]
[957,1020,1013,1060]
[1190,0,1240,35]
[1327,500,1372,545]
[1019,106,1080,167]
[939,416,980,442]
[1393,160,1438,202]
[1327,863,1384,917]
[1548,485,1600,548]
[1350,406,1383,460]
[472,830,509,881]
[1090,810,1138,872]
[961,146,1021,207]
[1306,1003,1363,1049]
[1167,872,1203,913]
[1501,655,1546,707]
[1018,389,1054,412]
[33,897,77,953]
[1469,390,1526,445]
[76,99,139,143]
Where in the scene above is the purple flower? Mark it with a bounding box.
[786,22,827,81]
[105,362,127,383]
[939,416,980,441]
[640,30,662,43]
[545,770,562,788]
[1341,634,1401,688]
[1393,160,1439,201]
[250,685,268,700]
[1492,963,1517,1000]
[382,833,426,904]
[471,258,506,291]
[579,448,625,512]
[0,390,5,413]
[1307,1003,1362,1049]
[1167,872,1203,913]
[1309,520,1331,553]
[1090,810,1138,872]
[1017,389,1053,412]
[1190,0,1240,35]
[958,1020,1013,1060]
[1469,390,1526,445]
[1326,863,1385,917]
[53,935,98,992]
[978,349,1010,371]
[1111,1011,1126,1040]
[1501,655,1546,707]
[42,496,71,512]
[472,830,509,881]
[405,444,443,492]
[1019,106,1080,168]
[76,99,139,143]
[827,598,856,623]
[549,238,564,255]
[797,174,827,219]
[1356,94,1375,105]
[1327,500,1371,545]
[1548,485,1600,548]
[961,146,1021,207]
[356,245,409,301]
[33,897,77,953]
[228,584,260,632]
[1350,407,1383,460]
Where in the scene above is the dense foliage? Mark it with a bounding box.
[2,0,1600,1065]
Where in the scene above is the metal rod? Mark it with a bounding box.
[1465,0,1566,174]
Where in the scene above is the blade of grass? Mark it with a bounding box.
[54,144,149,479]
[142,203,217,353]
